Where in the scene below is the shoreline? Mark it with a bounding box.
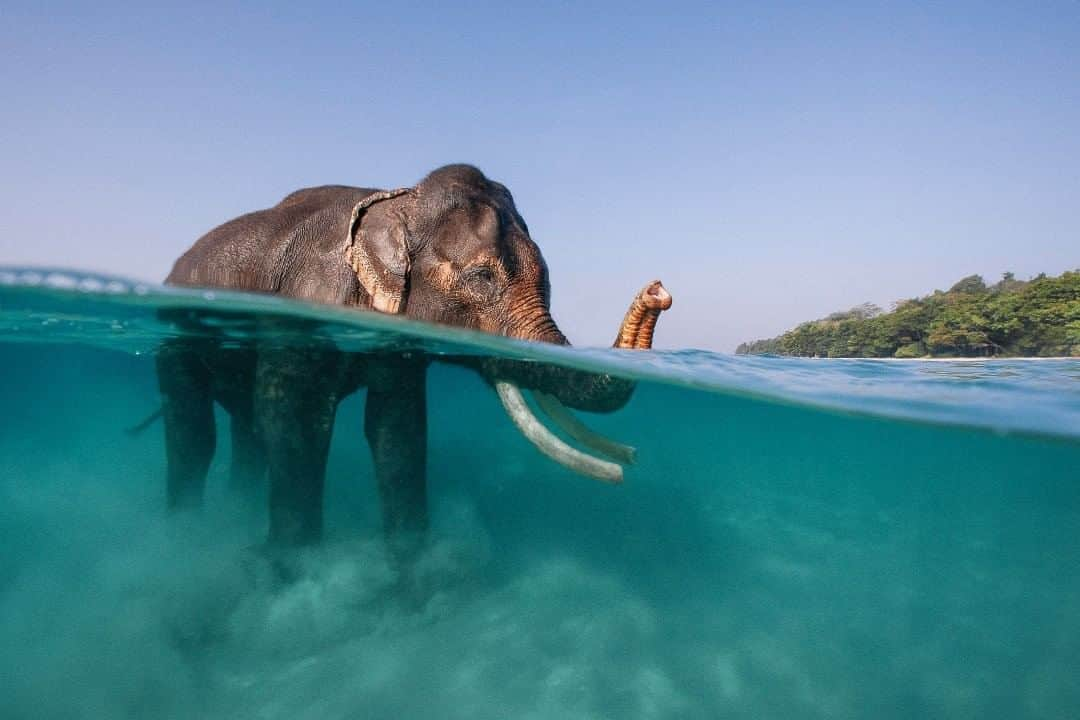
[737,355,1078,361]
[831,356,1077,362]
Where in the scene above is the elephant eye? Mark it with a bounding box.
[467,266,496,286]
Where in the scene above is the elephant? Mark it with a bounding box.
[156,164,671,560]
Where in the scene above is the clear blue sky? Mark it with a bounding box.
[2,2,1077,351]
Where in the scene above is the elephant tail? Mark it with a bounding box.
[125,406,164,436]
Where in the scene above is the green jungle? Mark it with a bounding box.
[736,270,1080,358]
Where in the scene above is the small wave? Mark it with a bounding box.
[1,265,1078,440]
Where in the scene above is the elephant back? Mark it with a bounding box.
[164,186,379,297]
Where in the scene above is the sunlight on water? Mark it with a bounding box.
[1,269,1079,719]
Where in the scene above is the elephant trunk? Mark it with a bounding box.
[494,280,672,413]
[490,281,672,483]
[504,295,569,347]
[613,280,673,349]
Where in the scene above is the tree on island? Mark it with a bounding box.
[735,270,1080,358]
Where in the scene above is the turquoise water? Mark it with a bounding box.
[1,268,1079,719]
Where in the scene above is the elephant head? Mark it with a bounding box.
[347,165,672,481]
[347,164,567,342]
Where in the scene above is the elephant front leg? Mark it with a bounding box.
[255,345,344,546]
[229,415,265,498]
[365,355,429,565]
[157,340,216,510]
[213,349,266,499]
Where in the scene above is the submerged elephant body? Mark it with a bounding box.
[158,164,669,555]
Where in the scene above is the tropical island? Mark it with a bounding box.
[736,270,1080,358]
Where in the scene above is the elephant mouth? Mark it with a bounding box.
[493,280,671,484]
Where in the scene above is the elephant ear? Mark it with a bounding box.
[345,188,413,314]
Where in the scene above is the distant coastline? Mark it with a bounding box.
[736,270,1079,359]
[778,356,1077,361]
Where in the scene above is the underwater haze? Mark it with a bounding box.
[1,268,1079,719]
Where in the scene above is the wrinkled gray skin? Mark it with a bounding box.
[159,164,634,558]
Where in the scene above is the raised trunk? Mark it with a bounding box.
[489,280,672,413]
[613,280,673,349]
[486,280,672,483]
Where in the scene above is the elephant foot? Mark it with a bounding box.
[242,541,308,586]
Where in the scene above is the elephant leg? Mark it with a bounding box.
[211,349,265,498]
[365,355,429,564]
[255,344,343,546]
[229,413,265,497]
[156,340,216,510]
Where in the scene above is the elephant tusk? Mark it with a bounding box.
[532,392,637,465]
[495,381,624,484]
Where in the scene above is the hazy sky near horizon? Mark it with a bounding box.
[2,2,1077,351]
